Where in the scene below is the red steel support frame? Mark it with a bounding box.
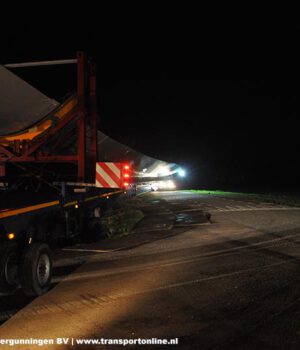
[77,52,86,181]
[89,63,98,170]
[0,163,5,177]
[0,51,98,182]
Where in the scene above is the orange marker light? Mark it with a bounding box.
[7,233,15,240]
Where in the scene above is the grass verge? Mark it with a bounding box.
[101,197,145,238]
[188,189,300,207]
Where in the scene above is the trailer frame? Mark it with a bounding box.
[0,51,97,182]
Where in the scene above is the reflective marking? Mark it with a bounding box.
[0,191,121,220]
[107,162,121,178]
[0,200,59,219]
[64,201,77,208]
[99,163,121,186]
[96,163,119,188]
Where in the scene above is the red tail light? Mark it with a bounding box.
[121,163,133,188]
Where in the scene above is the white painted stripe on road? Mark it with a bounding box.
[141,260,292,292]
[52,259,294,294]
[175,222,211,227]
[62,248,122,253]
[166,204,300,213]
[211,207,300,212]
[55,231,300,283]
[6,258,294,324]
[175,208,206,213]
[7,259,294,323]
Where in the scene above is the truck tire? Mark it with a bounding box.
[19,243,52,296]
[0,242,19,294]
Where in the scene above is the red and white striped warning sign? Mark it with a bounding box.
[95,162,122,188]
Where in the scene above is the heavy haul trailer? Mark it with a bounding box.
[0,52,133,296]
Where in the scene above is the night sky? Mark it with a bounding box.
[2,18,299,192]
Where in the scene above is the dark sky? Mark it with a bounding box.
[1,17,299,191]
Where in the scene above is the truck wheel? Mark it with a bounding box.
[0,242,19,294]
[19,243,52,296]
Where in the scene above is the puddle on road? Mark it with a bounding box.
[175,211,210,225]
[176,213,195,224]
[150,200,163,204]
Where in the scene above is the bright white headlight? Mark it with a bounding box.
[167,180,176,189]
[178,168,186,177]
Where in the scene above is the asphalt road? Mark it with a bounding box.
[1,190,300,349]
